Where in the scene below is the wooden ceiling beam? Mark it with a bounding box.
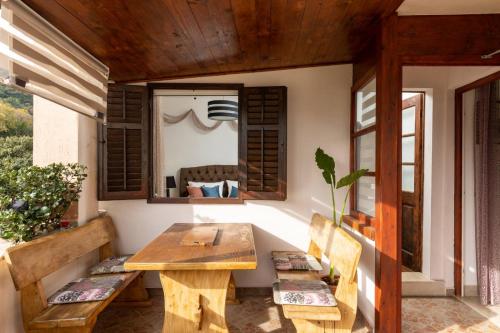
[397,14,500,65]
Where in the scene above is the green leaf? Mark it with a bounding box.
[315,147,336,185]
[321,170,332,185]
[336,169,368,189]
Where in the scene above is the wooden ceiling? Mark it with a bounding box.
[23,0,403,82]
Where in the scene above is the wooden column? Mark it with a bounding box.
[375,14,402,333]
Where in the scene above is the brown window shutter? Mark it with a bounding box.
[240,86,287,200]
[98,84,149,200]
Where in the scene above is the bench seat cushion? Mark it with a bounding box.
[90,255,133,275]
[48,275,126,304]
[273,279,337,307]
[29,271,141,329]
[271,251,323,271]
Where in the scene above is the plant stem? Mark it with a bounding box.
[330,177,336,225]
[339,186,351,228]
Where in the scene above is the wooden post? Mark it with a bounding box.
[375,14,402,333]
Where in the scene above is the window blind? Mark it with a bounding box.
[240,86,287,200]
[0,0,109,120]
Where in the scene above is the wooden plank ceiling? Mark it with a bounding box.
[23,0,403,82]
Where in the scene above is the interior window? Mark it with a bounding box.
[151,87,240,201]
[352,77,376,217]
[98,83,286,202]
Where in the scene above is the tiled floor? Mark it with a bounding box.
[402,297,500,333]
[459,296,500,329]
[95,293,500,332]
[94,291,372,333]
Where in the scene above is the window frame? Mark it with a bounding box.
[349,75,376,223]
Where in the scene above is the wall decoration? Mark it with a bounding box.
[162,108,238,132]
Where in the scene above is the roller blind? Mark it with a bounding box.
[0,0,109,120]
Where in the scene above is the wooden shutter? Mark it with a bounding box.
[98,84,149,200]
[240,86,287,200]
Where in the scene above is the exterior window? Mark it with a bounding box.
[351,77,376,218]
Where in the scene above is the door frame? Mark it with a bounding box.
[453,70,500,297]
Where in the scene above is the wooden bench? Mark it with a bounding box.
[4,215,150,333]
[273,213,362,333]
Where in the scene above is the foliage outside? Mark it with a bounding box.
[0,100,33,137]
[0,163,87,243]
[0,84,89,243]
[315,147,367,227]
[0,136,33,169]
[0,84,33,111]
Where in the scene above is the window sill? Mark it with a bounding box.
[342,215,376,241]
[148,197,244,204]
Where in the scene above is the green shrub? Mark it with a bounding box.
[0,135,32,169]
[0,163,87,243]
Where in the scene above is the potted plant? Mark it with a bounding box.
[0,163,87,243]
[315,147,367,287]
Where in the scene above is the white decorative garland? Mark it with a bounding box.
[162,109,238,132]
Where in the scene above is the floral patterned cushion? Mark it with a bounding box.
[90,255,132,275]
[48,275,126,304]
[273,279,337,307]
[272,251,323,271]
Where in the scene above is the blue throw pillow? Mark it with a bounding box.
[201,185,220,198]
[229,186,238,198]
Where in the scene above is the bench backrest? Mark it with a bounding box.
[308,213,361,282]
[328,227,362,283]
[309,213,335,259]
[308,213,362,331]
[5,215,116,290]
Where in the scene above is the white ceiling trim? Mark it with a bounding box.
[398,0,500,16]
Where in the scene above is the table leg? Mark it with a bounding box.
[225,273,240,304]
[159,270,231,333]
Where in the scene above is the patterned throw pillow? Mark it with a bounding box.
[272,252,323,271]
[273,279,337,307]
[48,275,126,304]
[187,186,204,198]
[90,255,132,275]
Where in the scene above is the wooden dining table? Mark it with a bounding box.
[124,223,257,333]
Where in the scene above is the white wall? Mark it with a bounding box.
[0,98,99,333]
[99,65,377,327]
[156,94,238,197]
[403,66,499,290]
